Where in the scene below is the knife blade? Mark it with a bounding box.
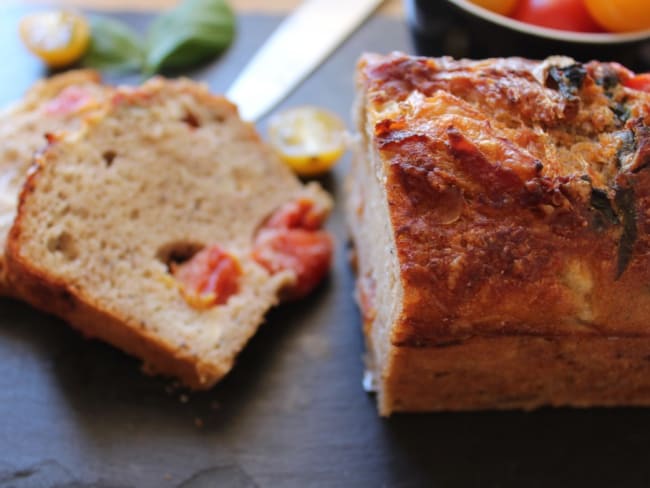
[226,0,384,121]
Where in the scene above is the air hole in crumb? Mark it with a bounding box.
[103,150,117,167]
[46,231,78,261]
[182,111,201,129]
[130,209,140,220]
[156,241,204,271]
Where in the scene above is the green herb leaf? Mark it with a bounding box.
[81,16,144,73]
[590,187,618,231]
[614,184,637,279]
[144,0,235,75]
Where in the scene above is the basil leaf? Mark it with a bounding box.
[144,0,235,75]
[82,16,144,73]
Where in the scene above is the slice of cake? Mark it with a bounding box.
[349,53,650,415]
[0,70,106,294]
[7,78,332,388]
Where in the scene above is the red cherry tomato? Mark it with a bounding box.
[512,0,602,32]
[624,74,650,92]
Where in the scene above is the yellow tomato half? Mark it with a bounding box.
[584,0,650,33]
[268,106,346,177]
[20,11,90,68]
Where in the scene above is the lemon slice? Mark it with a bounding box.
[268,106,346,177]
[20,11,90,69]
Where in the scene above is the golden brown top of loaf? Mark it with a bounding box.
[357,53,650,345]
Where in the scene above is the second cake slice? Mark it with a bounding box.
[7,78,333,388]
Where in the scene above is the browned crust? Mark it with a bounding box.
[0,263,10,297]
[351,54,650,414]
[358,53,650,346]
[382,336,650,415]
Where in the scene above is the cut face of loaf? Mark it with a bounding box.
[7,78,332,389]
[350,53,650,415]
[0,70,106,294]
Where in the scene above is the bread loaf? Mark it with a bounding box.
[349,53,650,415]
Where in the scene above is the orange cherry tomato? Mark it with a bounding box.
[624,74,650,92]
[469,0,519,16]
[584,0,650,33]
[512,0,601,32]
[267,106,346,177]
[172,245,242,308]
[20,11,90,68]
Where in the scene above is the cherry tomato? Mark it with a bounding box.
[172,245,242,308]
[267,106,346,177]
[253,198,332,300]
[469,0,519,16]
[512,0,601,32]
[584,0,650,33]
[624,74,650,92]
[20,11,90,68]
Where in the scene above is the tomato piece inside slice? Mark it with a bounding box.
[172,245,242,308]
[253,198,332,300]
[264,198,327,231]
[253,228,332,300]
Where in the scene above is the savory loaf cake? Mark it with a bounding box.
[349,52,650,415]
[0,70,106,294]
[7,78,333,389]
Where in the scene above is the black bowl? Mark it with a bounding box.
[405,0,650,71]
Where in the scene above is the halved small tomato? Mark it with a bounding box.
[20,11,90,68]
[267,106,346,177]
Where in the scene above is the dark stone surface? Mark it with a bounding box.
[0,7,649,488]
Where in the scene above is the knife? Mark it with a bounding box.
[226,0,384,121]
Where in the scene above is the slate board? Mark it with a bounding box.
[0,7,650,488]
